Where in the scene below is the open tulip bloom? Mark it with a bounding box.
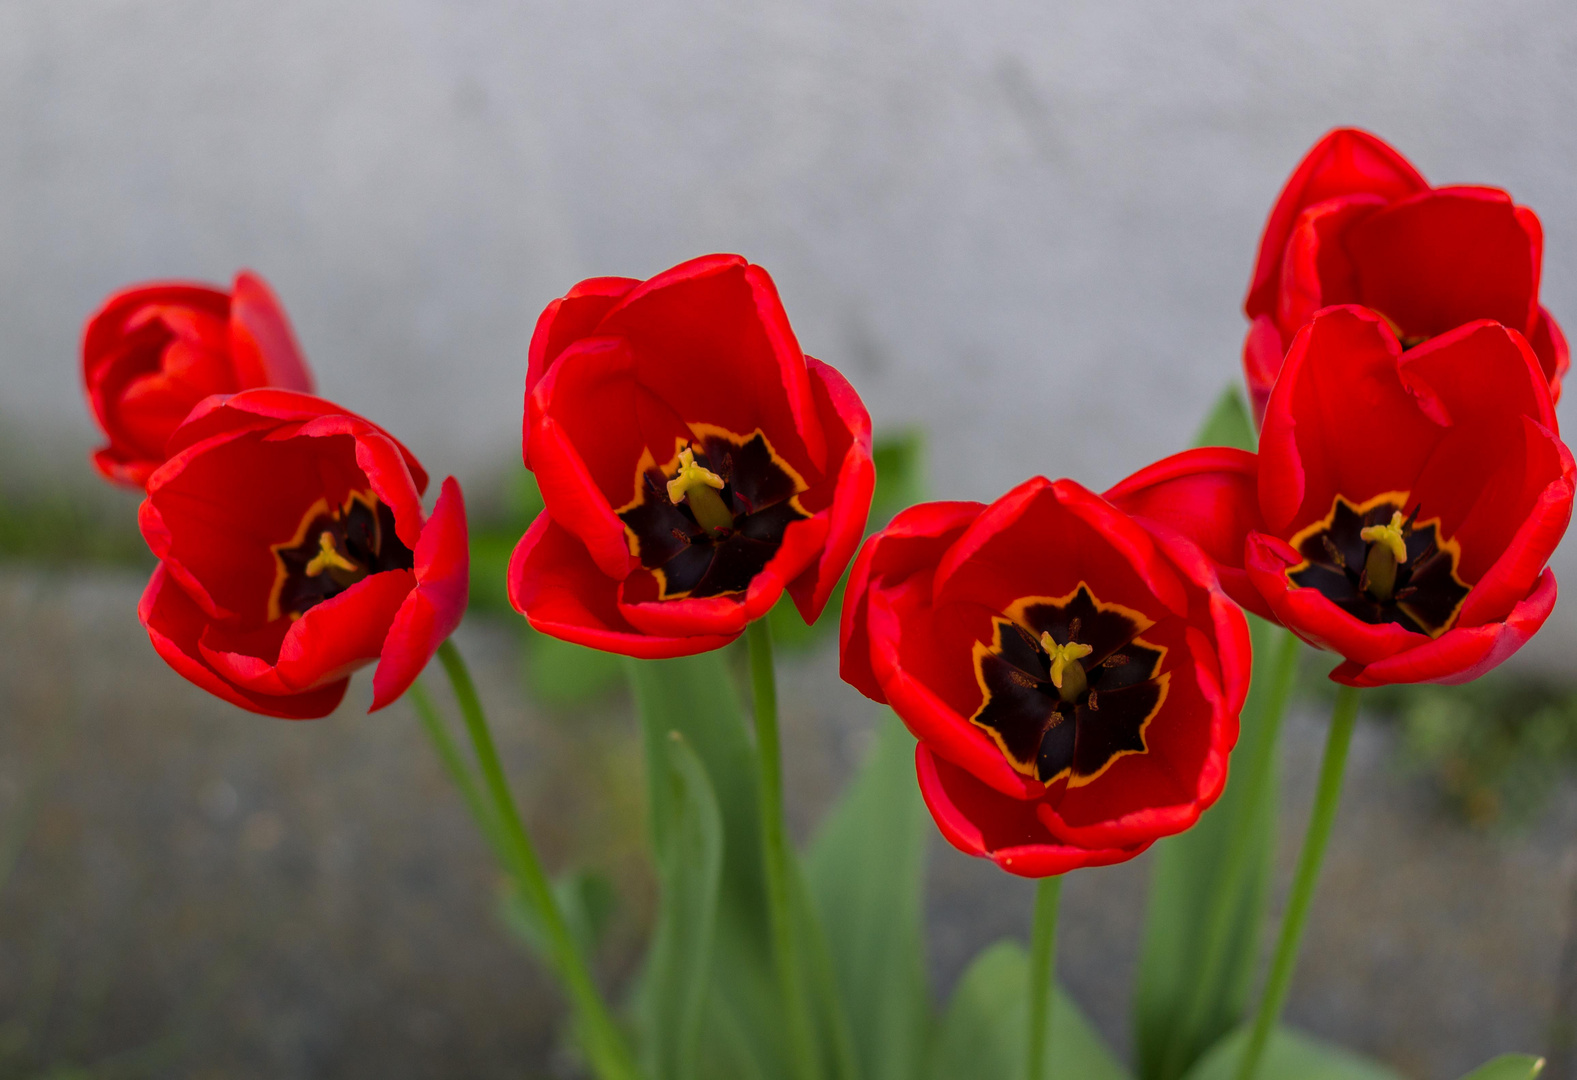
[77,127,1571,1080]
[840,478,1251,878]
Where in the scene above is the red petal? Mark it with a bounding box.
[597,254,828,477]
[1346,187,1536,341]
[372,477,471,710]
[1258,307,1444,535]
[229,271,315,393]
[1276,193,1388,333]
[869,580,1042,800]
[1247,129,1427,319]
[1332,570,1556,687]
[1241,314,1284,426]
[787,358,875,625]
[839,501,984,703]
[200,569,414,694]
[508,512,737,658]
[916,746,1147,878]
[1529,308,1569,403]
[140,564,347,719]
[1104,446,1270,618]
[932,477,1188,623]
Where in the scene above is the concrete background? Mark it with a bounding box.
[5,3,1577,612]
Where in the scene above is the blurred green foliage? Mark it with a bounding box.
[0,486,150,568]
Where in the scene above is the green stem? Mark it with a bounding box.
[746,618,819,1080]
[1026,875,1064,1080]
[1159,628,1300,1080]
[434,639,638,1080]
[1235,683,1361,1080]
[409,679,506,861]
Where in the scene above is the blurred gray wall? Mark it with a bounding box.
[4,0,1576,656]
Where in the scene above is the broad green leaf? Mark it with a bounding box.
[629,652,786,1080]
[1193,384,1256,452]
[1134,613,1285,1080]
[636,732,724,1080]
[1457,1054,1545,1080]
[931,941,1129,1080]
[523,631,626,706]
[1182,1026,1402,1080]
[805,715,929,1080]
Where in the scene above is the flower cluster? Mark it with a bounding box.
[83,273,469,718]
[80,128,1570,882]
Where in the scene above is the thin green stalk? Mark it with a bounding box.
[1026,875,1064,1080]
[1159,628,1300,1079]
[434,639,638,1080]
[746,618,819,1080]
[409,679,506,861]
[1235,683,1361,1080]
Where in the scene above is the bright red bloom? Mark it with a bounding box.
[138,390,469,719]
[509,254,875,658]
[1244,128,1566,420]
[82,271,315,488]
[1115,306,1572,688]
[839,479,1250,878]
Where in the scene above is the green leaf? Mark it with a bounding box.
[497,869,619,961]
[523,631,626,707]
[805,715,930,1080]
[1457,1054,1545,1080]
[931,941,1129,1080]
[1133,614,1284,1080]
[636,732,725,1080]
[629,652,787,1080]
[1192,385,1256,452]
[1182,1026,1402,1080]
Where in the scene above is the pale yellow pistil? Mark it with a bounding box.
[1359,511,1408,600]
[666,446,735,533]
[304,530,360,580]
[1041,633,1093,704]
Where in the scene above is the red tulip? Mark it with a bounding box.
[82,271,315,488]
[509,254,875,658]
[839,479,1251,878]
[1115,306,1573,687]
[1244,128,1566,420]
[138,390,469,719]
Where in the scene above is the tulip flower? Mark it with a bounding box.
[1114,306,1572,687]
[138,390,468,718]
[509,254,875,657]
[1244,128,1566,419]
[840,478,1251,877]
[82,271,314,487]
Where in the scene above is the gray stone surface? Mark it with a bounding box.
[4,0,1577,655]
[3,567,1575,1078]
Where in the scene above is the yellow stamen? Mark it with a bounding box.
[1041,633,1093,702]
[304,531,359,577]
[1360,512,1409,565]
[665,446,734,533]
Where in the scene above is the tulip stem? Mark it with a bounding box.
[746,618,819,1080]
[433,639,638,1080]
[1158,626,1301,1080]
[410,678,506,861]
[1026,874,1064,1080]
[1235,683,1360,1080]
